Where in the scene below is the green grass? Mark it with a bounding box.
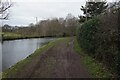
[3,32,21,37]
[1,32,40,40]
[74,38,113,78]
[2,38,67,78]
[2,32,23,40]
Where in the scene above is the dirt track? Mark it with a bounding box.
[8,38,90,78]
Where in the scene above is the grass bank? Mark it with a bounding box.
[1,32,71,41]
[1,32,43,41]
[2,38,68,78]
[73,38,113,78]
[1,32,25,41]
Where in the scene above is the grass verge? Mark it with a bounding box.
[2,38,68,78]
[1,32,71,41]
[73,38,112,78]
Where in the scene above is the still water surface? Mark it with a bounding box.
[1,38,54,71]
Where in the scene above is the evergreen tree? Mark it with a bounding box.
[79,0,108,22]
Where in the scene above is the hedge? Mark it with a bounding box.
[77,10,119,77]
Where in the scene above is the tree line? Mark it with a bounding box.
[2,14,79,37]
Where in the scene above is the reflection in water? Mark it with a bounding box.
[2,38,54,71]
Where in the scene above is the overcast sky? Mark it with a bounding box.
[3,0,114,26]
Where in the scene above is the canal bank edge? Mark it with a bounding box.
[2,38,68,78]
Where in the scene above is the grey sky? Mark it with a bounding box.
[4,0,114,26]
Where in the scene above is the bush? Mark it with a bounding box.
[77,18,99,56]
[77,10,119,77]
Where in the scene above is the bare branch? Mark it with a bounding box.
[0,0,12,20]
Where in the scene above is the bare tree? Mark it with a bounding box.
[0,0,12,20]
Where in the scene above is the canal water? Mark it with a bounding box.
[1,38,54,71]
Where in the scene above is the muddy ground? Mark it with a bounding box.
[7,37,90,78]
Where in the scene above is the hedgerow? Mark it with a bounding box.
[77,10,119,77]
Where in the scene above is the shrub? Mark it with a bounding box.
[77,18,99,56]
[77,10,119,77]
